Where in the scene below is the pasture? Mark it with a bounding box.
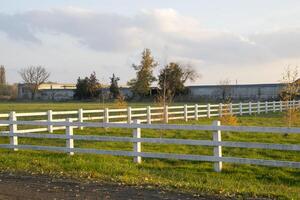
[0,102,299,199]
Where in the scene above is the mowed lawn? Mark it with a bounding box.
[0,102,299,199]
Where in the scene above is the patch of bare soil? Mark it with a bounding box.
[0,172,228,200]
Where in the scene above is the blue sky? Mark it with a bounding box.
[0,0,300,84]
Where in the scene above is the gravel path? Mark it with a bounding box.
[0,173,226,200]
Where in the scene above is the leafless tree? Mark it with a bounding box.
[19,66,50,99]
[280,66,299,101]
[279,66,300,128]
[219,79,232,102]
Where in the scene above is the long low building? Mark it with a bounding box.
[187,83,284,101]
[18,83,76,101]
[17,82,291,101]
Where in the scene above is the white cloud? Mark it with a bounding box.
[0,7,299,84]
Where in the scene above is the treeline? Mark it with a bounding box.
[73,48,199,102]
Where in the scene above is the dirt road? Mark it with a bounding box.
[0,173,226,200]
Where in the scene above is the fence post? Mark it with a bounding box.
[104,108,109,123]
[147,106,151,124]
[229,103,233,115]
[239,102,243,116]
[66,118,74,156]
[292,100,295,108]
[195,104,199,120]
[257,101,260,114]
[164,105,169,123]
[207,104,211,118]
[280,101,283,112]
[78,108,83,130]
[184,104,188,121]
[133,119,141,164]
[127,107,132,124]
[249,102,252,115]
[219,103,223,117]
[47,110,53,133]
[265,101,268,113]
[273,101,276,112]
[9,111,18,151]
[213,121,222,172]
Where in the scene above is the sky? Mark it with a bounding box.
[0,0,300,85]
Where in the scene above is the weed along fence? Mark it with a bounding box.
[0,100,299,134]
[0,119,299,172]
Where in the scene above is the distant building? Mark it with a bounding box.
[18,83,76,101]
[18,83,133,101]
[187,83,284,101]
[0,66,6,85]
[17,81,297,102]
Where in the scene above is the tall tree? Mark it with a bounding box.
[109,73,120,99]
[74,77,89,100]
[158,62,198,103]
[128,48,158,97]
[0,65,6,85]
[19,66,50,99]
[88,72,101,99]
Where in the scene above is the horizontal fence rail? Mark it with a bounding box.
[0,118,299,171]
[0,100,299,132]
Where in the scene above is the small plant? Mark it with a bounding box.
[219,101,238,126]
[283,104,299,128]
[114,95,128,108]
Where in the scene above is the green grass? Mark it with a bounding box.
[0,102,299,199]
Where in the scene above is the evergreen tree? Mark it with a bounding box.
[109,73,120,99]
[74,72,101,99]
[0,66,6,85]
[128,48,158,97]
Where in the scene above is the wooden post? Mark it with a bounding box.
[257,102,260,114]
[127,107,132,124]
[239,102,243,116]
[265,101,268,113]
[195,104,199,120]
[147,106,151,124]
[78,108,83,130]
[66,118,74,155]
[133,119,141,163]
[213,121,222,172]
[184,104,188,122]
[164,105,169,123]
[207,104,211,118]
[273,101,276,112]
[9,111,18,151]
[229,103,233,115]
[249,102,252,115]
[47,110,53,133]
[280,101,283,112]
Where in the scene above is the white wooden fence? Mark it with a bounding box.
[0,100,299,134]
[0,119,299,172]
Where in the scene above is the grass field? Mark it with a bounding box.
[0,102,299,199]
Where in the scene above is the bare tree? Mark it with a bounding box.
[19,66,50,100]
[219,79,232,102]
[279,66,300,128]
[280,66,299,101]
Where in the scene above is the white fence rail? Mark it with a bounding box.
[0,118,299,171]
[0,100,299,134]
